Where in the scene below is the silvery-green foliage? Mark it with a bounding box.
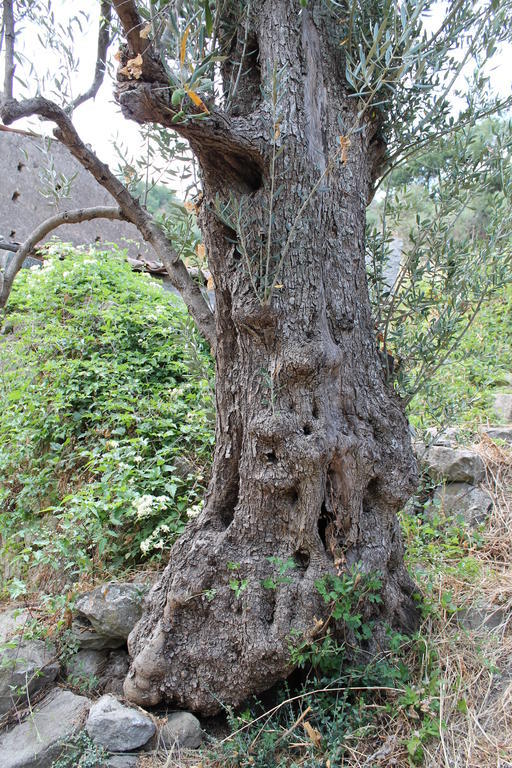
[325,0,512,166]
[367,116,512,400]
[36,136,78,206]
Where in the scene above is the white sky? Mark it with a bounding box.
[3,2,145,169]
[1,1,511,172]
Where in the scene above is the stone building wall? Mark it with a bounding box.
[0,127,154,260]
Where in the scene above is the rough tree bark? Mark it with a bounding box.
[121,0,419,715]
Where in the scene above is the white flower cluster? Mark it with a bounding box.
[132,494,169,520]
[169,384,186,399]
[187,500,204,519]
[145,306,166,321]
[140,523,171,555]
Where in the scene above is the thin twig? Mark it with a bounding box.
[226,0,251,111]
[2,0,15,101]
[274,705,312,746]
[71,0,112,112]
[377,97,512,192]
[218,685,406,745]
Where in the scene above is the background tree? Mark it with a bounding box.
[367,116,512,400]
[1,0,511,715]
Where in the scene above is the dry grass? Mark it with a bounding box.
[423,437,512,768]
[137,748,204,768]
[341,435,512,768]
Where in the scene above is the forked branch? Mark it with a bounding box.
[0,96,216,348]
[110,0,264,189]
[0,1,216,345]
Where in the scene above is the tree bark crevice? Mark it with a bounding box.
[114,81,267,192]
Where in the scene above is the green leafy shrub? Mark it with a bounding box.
[206,568,438,767]
[210,624,439,768]
[0,243,214,598]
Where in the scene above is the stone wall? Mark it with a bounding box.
[0,127,154,260]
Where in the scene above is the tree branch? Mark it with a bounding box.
[111,0,146,56]
[110,0,264,189]
[2,0,15,101]
[0,206,124,308]
[0,96,216,348]
[116,81,264,190]
[111,0,166,82]
[0,241,18,253]
[71,0,112,112]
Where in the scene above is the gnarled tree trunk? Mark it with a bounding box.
[123,0,418,715]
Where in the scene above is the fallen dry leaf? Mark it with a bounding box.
[303,720,322,749]
[339,134,351,164]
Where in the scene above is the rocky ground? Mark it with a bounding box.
[0,579,203,768]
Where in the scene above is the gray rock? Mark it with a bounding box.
[457,603,507,631]
[106,756,139,768]
[0,608,29,643]
[76,583,146,641]
[412,440,427,460]
[494,371,512,387]
[1,320,14,335]
[86,694,156,751]
[432,483,492,527]
[100,650,130,696]
[131,570,161,588]
[69,617,125,651]
[483,425,512,444]
[424,426,460,446]
[420,446,485,484]
[494,392,512,423]
[0,639,59,715]
[159,711,203,750]
[66,649,107,689]
[0,688,90,768]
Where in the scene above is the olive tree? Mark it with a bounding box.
[1,0,511,714]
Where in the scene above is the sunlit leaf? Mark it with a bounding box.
[180,24,191,68]
[184,85,209,114]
